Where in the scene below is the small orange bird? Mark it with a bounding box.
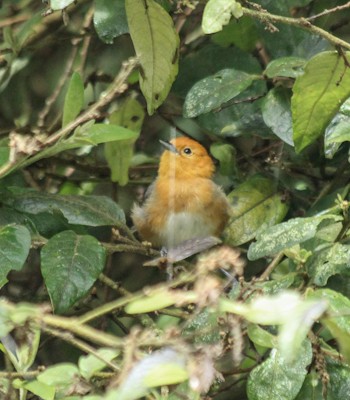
[131,136,230,248]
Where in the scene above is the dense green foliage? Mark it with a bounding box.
[1,0,350,399]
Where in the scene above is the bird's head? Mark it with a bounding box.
[158,137,215,179]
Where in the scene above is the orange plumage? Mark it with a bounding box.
[131,137,230,248]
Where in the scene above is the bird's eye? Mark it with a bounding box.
[183,147,192,155]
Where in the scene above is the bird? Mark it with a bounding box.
[131,136,230,249]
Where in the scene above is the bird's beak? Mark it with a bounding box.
[159,139,179,154]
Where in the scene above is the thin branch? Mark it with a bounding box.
[307,2,350,21]
[41,326,120,371]
[242,6,350,51]
[259,251,284,281]
[37,45,78,129]
[0,57,139,179]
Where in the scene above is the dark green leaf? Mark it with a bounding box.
[41,231,106,313]
[248,214,341,261]
[247,339,312,400]
[294,371,323,400]
[62,72,84,127]
[0,225,31,286]
[174,44,262,98]
[125,0,179,114]
[264,57,306,79]
[211,17,258,51]
[224,175,288,246]
[4,190,125,226]
[183,69,257,118]
[292,51,350,152]
[94,0,129,44]
[261,87,294,146]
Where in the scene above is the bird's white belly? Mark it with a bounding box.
[159,211,216,247]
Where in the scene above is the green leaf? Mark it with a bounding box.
[104,97,144,185]
[113,349,187,400]
[79,348,119,380]
[210,143,237,176]
[248,214,341,261]
[294,371,323,400]
[292,51,350,152]
[13,325,41,372]
[38,363,79,386]
[247,325,277,349]
[307,243,350,286]
[308,289,350,361]
[247,340,312,400]
[50,0,76,10]
[5,190,125,226]
[223,175,288,246]
[211,17,258,52]
[183,309,221,344]
[41,231,106,313]
[264,57,306,79]
[0,224,31,286]
[183,69,256,118]
[125,0,179,114]
[62,72,84,127]
[202,0,243,34]
[23,380,55,400]
[94,0,129,44]
[261,87,294,146]
[324,113,350,159]
[73,123,138,147]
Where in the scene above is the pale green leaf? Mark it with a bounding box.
[38,363,79,386]
[247,340,312,400]
[248,214,341,261]
[223,175,288,246]
[23,380,55,400]
[307,243,350,286]
[247,325,277,349]
[292,51,350,152]
[309,289,350,362]
[112,349,187,400]
[125,289,177,314]
[79,348,119,380]
[125,0,179,114]
[202,0,243,34]
[50,0,76,10]
[183,69,256,118]
[264,57,306,79]
[62,72,84,127]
